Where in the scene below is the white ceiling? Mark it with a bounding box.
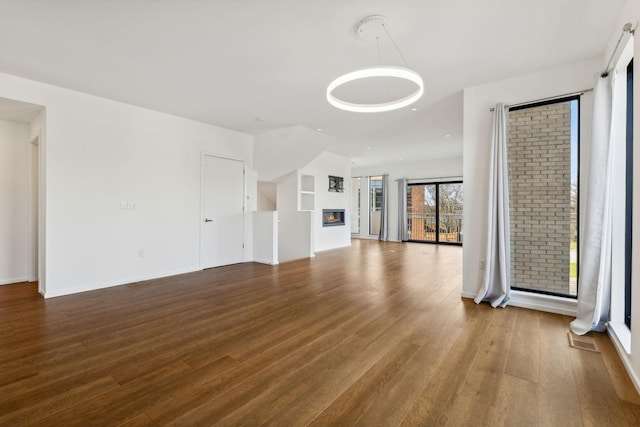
[0,0,625,167]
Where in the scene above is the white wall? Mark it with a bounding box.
[244,169,258,263]
[0,71,254,297]
[257,181,277,211]
[254,125,329,182]
[0,120,29,284]
[352,157,463,242]
[301,151,352,252]
[277,171,314,262]
[252,211,278,265]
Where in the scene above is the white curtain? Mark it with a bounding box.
[397,178,408,241]
[475,103,511,308]
[571,75,615,335]
[378,174,389,241]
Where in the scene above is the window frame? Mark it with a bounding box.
[508,95,580,299]
[405,180,463,246]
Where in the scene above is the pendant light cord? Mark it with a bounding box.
[383,24,410,68]
[375,36,388,102]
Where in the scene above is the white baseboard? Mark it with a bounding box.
[0,277,28,286]
[314,243,352,253]
[42,266,200,299]
[461,290,577,316]
[253,258,279,265]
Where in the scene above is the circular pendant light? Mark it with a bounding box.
[326,66,424,113]
[326,15,424,113]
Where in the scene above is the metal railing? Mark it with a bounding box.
[407,212,462,243]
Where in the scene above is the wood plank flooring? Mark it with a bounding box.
[1,239,638,426]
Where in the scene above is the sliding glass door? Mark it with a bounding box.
[406,182,463,245]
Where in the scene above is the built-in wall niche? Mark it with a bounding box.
[328,175,344,192]
[322,209,345,227]
[300,173,315,211]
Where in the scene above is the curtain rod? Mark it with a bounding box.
[489,88,592,111]
[602,23,635,78]
[395,176,462,182]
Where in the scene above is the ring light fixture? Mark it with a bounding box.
[326,66,424,113]
[326,15,424,113]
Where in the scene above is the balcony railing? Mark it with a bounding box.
[407,212,462,243]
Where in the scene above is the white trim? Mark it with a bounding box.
[0,277,29,286]
[607,323,640,395]
[313,243,353,254]
[27,134,40,283]
[509,290,577,316]
[42,267,199,298]
[253,258,279,265]
[351,235,379,240]
[351,236,401,243]
[407,176,463,184]
[462,290,577,316]
[608,321,632,354]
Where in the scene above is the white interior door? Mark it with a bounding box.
[201,155,245,268]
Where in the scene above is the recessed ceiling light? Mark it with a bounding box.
[445,134,451,138]
[411,108,418,111]
[316,128,323,132]
[399,157,403,160]
[366,146,372,149]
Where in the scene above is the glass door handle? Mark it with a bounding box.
[204,218,213,222]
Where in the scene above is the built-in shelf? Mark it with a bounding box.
[301,174,315,192]
[299,173,315,211]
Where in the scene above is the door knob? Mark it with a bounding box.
[204,218,213,222]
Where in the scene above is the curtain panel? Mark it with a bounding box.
[475,103,511,308]
[571,74,615,335]
[378,174,389,241]
[397,178,408,241]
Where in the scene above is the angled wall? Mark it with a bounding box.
[254,125,329,182]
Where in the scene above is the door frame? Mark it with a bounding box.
[405,180,463,246]
[27,134,40,283]
[199,153,246,269]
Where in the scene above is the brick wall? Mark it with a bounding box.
[507,101,571,294]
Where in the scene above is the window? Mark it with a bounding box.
[351,177,362,234]
[369,176,383,235]
[508,97,579,298]
[350,175,385,238]
[406,181,463,245]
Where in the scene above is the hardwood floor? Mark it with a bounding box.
[1,239,638,426]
